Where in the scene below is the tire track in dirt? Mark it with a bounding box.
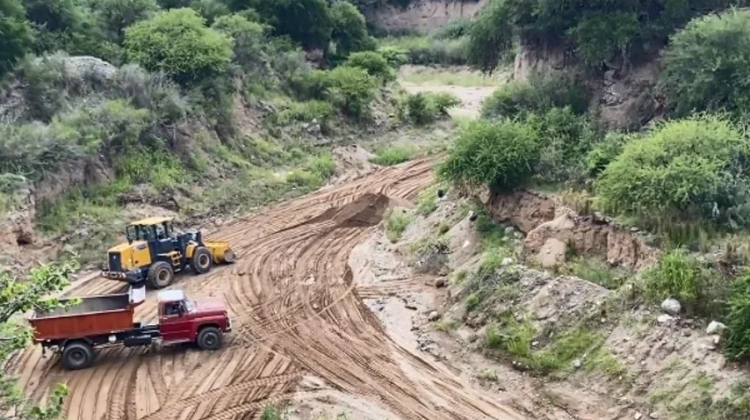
[13,159,526,420]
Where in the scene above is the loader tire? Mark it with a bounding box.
[62,341,95,370]
[191,246,212,275]
[148,261,174,289]
[197,326,222,350]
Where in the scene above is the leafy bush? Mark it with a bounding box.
[643,249,724,316]
[585,131,632,177]
[331,1,375,58]
[661,9,750,120]
[377,45,408,67]
[378,36,468,66]
[114,64,188,123]
[405,92,460,125]
[211,13,265,71]
[370,145,413,166]
[189,0,229,24]
[439,120,540,192]
[595,116,750,229]
[523,106,596,184]
[124,8,233,84]
[0,0,33,78]
[384,208,413,243]
[406,93,432,125]
[344,51,394,83]
[725,268,750,360]
[433,18,472,40]
[325,66,377,119]
[568,11,639,65]
[466,0,513,73]
[481,71,589,119]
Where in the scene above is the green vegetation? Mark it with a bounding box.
[384,208,413,243]
[0,260,78,420]
[595,116,750,236]
[466,0,741,73]
[0,0,33,78]
[377,36,468,66]
[661,9,750,120]
[405,92,461,125]
[344,51,394,83]
[370,145,414,166]
[725,269,750,360]
[643,249,727,317]
[439,119,540,192]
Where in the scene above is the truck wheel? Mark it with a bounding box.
[191,247,212,275]
[148,262,174,289]
[197,326,222,351]
[62,342,95,370]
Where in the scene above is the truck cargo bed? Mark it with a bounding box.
[30,293,136,343]
[32,294,131,318]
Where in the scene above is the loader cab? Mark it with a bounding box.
[127,217,180,256]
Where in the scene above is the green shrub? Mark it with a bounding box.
[438,120,540,192]
[211,13,265,69]
[0,0,33,78]
[643,249,723,316]
[325,66,377,119]
[568,11,639,65]
[124,8,233,84]
[430,92,461,114]
[331,1,375,58]
[524,106,596,184]
[189,0,229,24]
[406,93,432,125]
[661,9,750,120]
[344,51,394,83]
[370,145,413,166]
[276,99,336,131]
[384,209,413,243]
[376,45,408,67]
[433,18,472,40]
[481,71,589,119]
[725,268,750,361]
[378,36,468,66]
[585,131,633,177]
[595,115,750,229]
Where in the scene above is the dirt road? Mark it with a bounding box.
[10,159,526,420]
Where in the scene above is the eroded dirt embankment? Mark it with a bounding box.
[485,190,657,270]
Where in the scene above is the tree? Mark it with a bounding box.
[89,0,160,42]
[240,0,333,50]
[330,1,375,58]
[211,13,265,69]
[661,8,750,119]
[124,8,233,84]
[0,0,33,79]
[1,260,78,420]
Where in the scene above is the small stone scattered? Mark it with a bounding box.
[312,303,320,310]
[500,258,514,267]
[649,411,660,419]
[428,311,440,322]
[572,359,582,369]
[405,304,418,311]
[634,412,643,420]
[657,314,674,325]
[706,321,727,335]
[468,211,478,222]
[661,298,681,315]
[434,278,447,288]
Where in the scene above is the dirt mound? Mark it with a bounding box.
[331,145,379,184]
[487,190,657,270]
[331,192,393,226]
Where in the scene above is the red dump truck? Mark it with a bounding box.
[29,289,232,370]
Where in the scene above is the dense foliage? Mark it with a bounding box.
[725,268,750,360]
[439,120,540,191]
[0,260,78,420]
[124,8,233,84]
[0,0,32,78]
[467,0,747,73]
[594,116,750,230]
[660,8,750,120]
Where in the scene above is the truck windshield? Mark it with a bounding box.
[183,300,196,313]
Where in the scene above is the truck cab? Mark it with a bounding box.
[157,290,231,349]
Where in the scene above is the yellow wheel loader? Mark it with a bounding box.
[100,217,236,289]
